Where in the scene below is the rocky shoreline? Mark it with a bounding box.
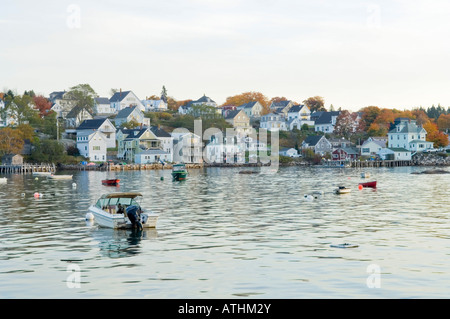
[411,153,450,166]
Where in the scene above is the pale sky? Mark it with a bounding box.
[2,0,450,111]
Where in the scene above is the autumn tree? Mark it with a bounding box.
[222,91,270,114]
[423,121,449,148]
[359,106,381,132]
[334,110,355,138]
[33,95,52,118]
[0,127,24,156]
[303,96,325,112]
[437,113,450,133]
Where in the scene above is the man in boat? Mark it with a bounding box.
[126,205,143,230]
[117,203,125,215]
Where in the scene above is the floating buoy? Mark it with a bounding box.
[72,183,77,188]
[21,193,25,197]
[34,192,43,198]
[85,212,94,220]
[160,177,164,181]
[358,184,363,190]
[35,177,38,180]
[303,194,314,201]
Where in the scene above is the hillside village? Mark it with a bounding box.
[1,85,450,166]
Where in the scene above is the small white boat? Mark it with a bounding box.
[335,186,351,194]
[33,171,52,176]
[0,177,7,183]
[48,174,73,180]
[361,172,371,178]
[88,192,158,229]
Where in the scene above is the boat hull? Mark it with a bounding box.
[172,172,187,181]
[48,175,73,180]
[359,181,377,188]
[102,179,120,186]
[88,205,158,229]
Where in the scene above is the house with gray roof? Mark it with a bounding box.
[269,100,294,115]
[110,90,144,113]
[301,135,332,155]
[94,97,114,115]
[314,111,341,133]
[192,95,217,107]
[387,118,433,152]
[150,126,174,158]
[76,118,116,148]
[237,101,263,118]
[65,106,94,129]
[114,105,148,128]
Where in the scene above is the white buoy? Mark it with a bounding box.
[72,183,77,188]
[303,194,314,201]
[85,212,94,220]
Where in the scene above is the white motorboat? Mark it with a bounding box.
[0,177,7,183]
[88,192,158,229]
[335,186,351,194]
[33,171,52,176]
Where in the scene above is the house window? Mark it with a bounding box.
[362,148,370,153]
[93,146,100,150]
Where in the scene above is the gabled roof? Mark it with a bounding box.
[224,109,244,119]
[195,95,215,104]
[303,135,326,146]
[362,139,386,148]
[115,105,140,119]
[239,101,259,109]
[66,106,93,119]
[95,97,111,105]
[49,91,66,100]
[76,130,106,142]
[288,104,306,113]
[388,122,426,134]
[150,126,172,138]
[271,100,291,107]
[110,91,132,102]
[315,111,340,125]
[121,128,153,140]
[77,118,109,130]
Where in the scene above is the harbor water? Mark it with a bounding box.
[1,166,449,298]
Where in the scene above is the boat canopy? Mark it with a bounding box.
[102,192,142,199]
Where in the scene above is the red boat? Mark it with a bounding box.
[359,181,377,188]
[102,179,120,186]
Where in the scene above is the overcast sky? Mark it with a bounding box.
[2,0,450,111]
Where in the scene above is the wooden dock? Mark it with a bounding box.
[0,163,56,174]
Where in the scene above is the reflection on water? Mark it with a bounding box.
[0,166,450,298]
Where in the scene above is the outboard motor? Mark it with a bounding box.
[126,205,143,230]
